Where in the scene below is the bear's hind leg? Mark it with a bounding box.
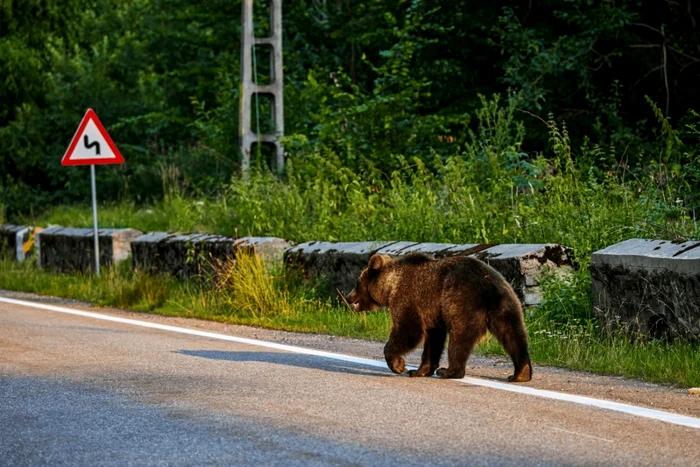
[487,303,532,382]
[408,327,447,377]
[437,315,486,379]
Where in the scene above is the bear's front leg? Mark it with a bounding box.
[383,338,407,374]
[383,309,423,375]
[385,354,407,374]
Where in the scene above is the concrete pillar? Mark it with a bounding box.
[239,0,284,174]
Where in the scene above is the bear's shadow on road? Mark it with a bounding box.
[175,349,394,378]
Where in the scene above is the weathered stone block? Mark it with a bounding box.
[234,236,291,266]
[473,244,573,306]
[375,241,490,259]
[285,240,573,305]
[131,233,290,280]
[131,232,234,280]
[36,226,142,273]
[284,241,397,294]
[0,224,33,262]
[591,238,700,340]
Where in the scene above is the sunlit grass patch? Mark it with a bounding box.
[0,257,391,341]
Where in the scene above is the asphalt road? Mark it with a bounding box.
[1,293,699,466]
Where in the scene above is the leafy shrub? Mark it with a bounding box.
[535,268,594,327]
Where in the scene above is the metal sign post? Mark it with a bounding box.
[61,109,125,275]
[90,164,100,276]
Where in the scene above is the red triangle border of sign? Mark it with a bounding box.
[61,108,124,166]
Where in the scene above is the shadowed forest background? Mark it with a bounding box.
[2,0,699,250]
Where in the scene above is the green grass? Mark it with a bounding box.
[0,257,392,341]
[30,164,699,261]
[2,257,699,388]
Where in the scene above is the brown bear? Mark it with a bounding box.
[346,253,532,382]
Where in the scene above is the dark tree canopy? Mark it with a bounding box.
[1,0,699,218]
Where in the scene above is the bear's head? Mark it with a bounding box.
[346,254,391,312]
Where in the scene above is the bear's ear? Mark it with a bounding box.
[368,254,386,271]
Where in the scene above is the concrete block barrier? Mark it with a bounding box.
[0,224,35,262]
[131,233,290,280]
[284,241,573,305]
[131,233,233,280]
[36,226,142,273]
[591,238,700,340]
[284,241,396,295]
[472,244,573,306]
[234,236,291,266]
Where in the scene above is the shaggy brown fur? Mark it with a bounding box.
[346,253,532,382]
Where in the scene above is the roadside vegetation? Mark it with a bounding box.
[29,97,700,258]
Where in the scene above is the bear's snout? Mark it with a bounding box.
[344,289,361,312]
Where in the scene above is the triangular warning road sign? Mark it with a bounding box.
[62,109,124,166]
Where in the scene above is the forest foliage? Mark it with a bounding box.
[1,0,700,223]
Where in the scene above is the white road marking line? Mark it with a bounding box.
[550,427,615,443]
[2,295,700,430]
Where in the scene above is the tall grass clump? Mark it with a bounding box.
[209,252,393,339]
[214,252,294,319]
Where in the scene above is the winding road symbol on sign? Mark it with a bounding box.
[61,108,124,166]
[83,135,101,156]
